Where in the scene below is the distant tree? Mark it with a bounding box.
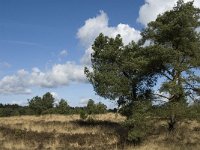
[96,102,107,114]
[57,99,70,114]
[42,92,55,110]
[79,99,108,120]
[28,96,43,115]
[28,92,55,115]
[86,99,108,114]
[87,99,96,115]
[0,103,3,108]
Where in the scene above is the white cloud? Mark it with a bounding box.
[59,49,68,57]
[77,11,109,47]
[50,92,60,104]
[137,0,200,26]
[30,62,87,88]
[50,92,59,99]
[77,11,141,65]
[77,11,141,47]
[0,70,31,94]
[0,62,87,95]
[80,47,93,66]
[79,98,89,105]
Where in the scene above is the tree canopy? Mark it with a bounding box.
[85,0,200,141]
[28,92,55,115]
[85,0,200,109]
[140,0,200,103]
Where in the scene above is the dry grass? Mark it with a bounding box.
[0,113,125,150]
[0,113,125,134]
[0,113,199,150]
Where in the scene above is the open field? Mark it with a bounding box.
[0,113,199,150]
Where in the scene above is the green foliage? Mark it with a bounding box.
[85,0,200,110]
[140,1,200,129]
[96,102,107,114]
[122,101,153,143]
[57,99,70,114]
[28,96,43,115]
[0,95,108,117]
[85,34,154,117]
[0,108,15,117]
[28,92,55,115]
[80,110,88,120]
[41,108,57,115]
[0,104,28,117]
[140,0,200,103]
[86,99,107,115]
[42,92,55,109]
[186,102,200,120]
[79,99,107,120]
[87,99,96,115]
[85,0,200,143]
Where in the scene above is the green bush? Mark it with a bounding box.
[80,110,88,120]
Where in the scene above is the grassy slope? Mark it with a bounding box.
[0,113,199,150]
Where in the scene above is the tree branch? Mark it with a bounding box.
[160,72,173,81]
[153,93,170,100]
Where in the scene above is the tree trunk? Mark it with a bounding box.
[168,114,176,132]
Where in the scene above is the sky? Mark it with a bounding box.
[0,0,200,107]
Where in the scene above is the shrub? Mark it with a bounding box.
[80,110,88,120]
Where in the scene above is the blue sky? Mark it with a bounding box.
[0,0,199,107]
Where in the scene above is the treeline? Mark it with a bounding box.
[0,92,109,117]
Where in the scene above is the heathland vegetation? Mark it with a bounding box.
[0,1,200,149]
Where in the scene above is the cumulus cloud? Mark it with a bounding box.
[137,0,200,26]
[77,11,141,47]
[0,62,86,95]
[77,11,141,65]
[0,69,31,94]
[30,62,86,87]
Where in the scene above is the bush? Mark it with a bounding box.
[80,110,88,120]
